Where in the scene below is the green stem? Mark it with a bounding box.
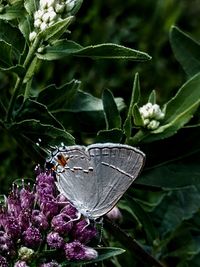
[6,35,42,122]
[127,129,149,145]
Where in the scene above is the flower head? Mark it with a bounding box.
[72,220,97,244]
[64,241,98,261]
[51,213,73,235]
[46,232,64,249]
[22,226,42,248]
[32,210,49,230]
[139,102,165,130]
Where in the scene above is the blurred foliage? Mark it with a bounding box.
[1,0,200,266]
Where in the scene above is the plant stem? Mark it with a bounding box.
[127,129,149,145]
[6,35,42,122]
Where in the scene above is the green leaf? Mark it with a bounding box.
[24,0,38,15]
[8,119,75,161]
[132,103,144,127]
[40,88,125,133]
[119,197,157,244]
[124,73,141,139]
[152,186,200,237]
[36,40,83,60]
[96,129,124,143]
[0,20,25,56]
[148,90,156,104]
[18,16,33,42]
[72,43,152,61]
[102,89,122,130]
[0,2,24,20]
[170,26,200,77]
[37,40,151,61]
[37,79,81,110]
[0,39,25,75]
[13,98,64,129]
[0,40,12,67]
[39,16,74,42]
[64,247,125,266]
[139,72,200,143]
[138,160,200,189]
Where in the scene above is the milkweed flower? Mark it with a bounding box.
[29,0,82,42]
[139,102,165,130]
[64,241,98,261]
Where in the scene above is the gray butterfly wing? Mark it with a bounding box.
[54,146,99,214]
[86,143,145,219]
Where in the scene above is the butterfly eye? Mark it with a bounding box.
[57,153,69,167]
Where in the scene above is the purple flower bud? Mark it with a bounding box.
[20,187,35,210]
[64,241,98,261]
[60,203,78,219]
[18,210,31,231]
[36,172,55,187]
[37,183,55,200]
[32,210,49,230]
[7,189,21,216]
[40,260,60,267]
[46,232,64,249]
[51,214,73,235]
[0,231,13,253]
[4,216,21,240]
[106,206,122,222]
[72,220,97,244]
[22,226,42,248]
[14,260,29,267]
[0,255,8,267]
[40,197,59,219]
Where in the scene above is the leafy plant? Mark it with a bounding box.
[1,0,200,266]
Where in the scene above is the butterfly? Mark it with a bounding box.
[47,143,145,220]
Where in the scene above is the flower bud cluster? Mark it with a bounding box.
[139,102,165,130]
[29,0,77,42]
[0,170,98,266]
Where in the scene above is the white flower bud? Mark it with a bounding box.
[42,12,50,22]
[40,21,48,31]
[66,0,75,11]
[39,0,48,9]
[48,10,57,22]
[34,18,42,28]
[148,107,154,118]
[147,120,160,130]
[37,46,45,53]
[55,3,65,13]
[47,0,55,8]
[145,102,153,110]
[34,9,44,20]
[139,107,149,119]
[156,112,165,120]
[29,31,37,42]
[143,119,150,126]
